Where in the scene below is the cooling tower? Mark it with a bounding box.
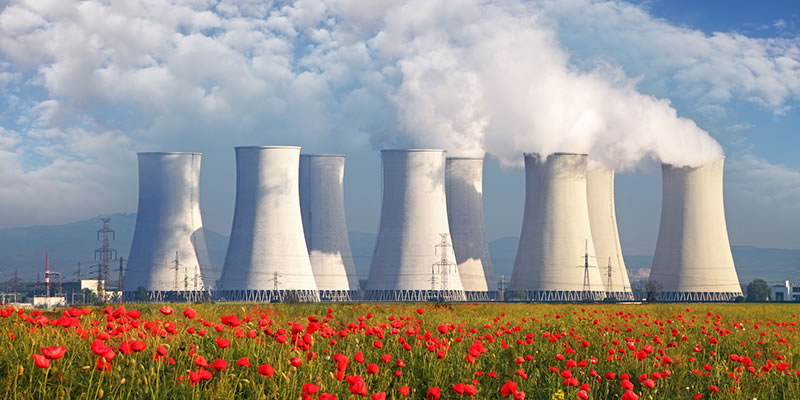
[445,157,497,301]
[299,154,360,301]
[217,146,319,302]
[587,165,634,301]
[365,149,466,301]
[125,152,210,302]
[649,159,742,301]
[510,153,606,301]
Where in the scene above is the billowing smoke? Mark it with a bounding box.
[360,0,723,169]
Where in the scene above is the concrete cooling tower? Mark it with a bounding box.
[125,152,210,302]
[217,146,319,302]
[587,165,634,301]
[649,159,742,301]
[365,149,466,301]
[445,157,497,301]
[510,153,606,301]
[299,154,360,301]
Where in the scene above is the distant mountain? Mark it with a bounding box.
[487,236,800,285]
[0,216,796,287]
[0,214,228,282]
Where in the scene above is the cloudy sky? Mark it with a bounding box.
[0,0,798,256]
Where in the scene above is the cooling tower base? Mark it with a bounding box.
[464,291,500,301]
[658,291,743,302]
[318,290,361,302]
[604,291,635,301]
[363,289,466,302]
[520,290,607,302]
[214,289,320,303]
[123,290,211,303]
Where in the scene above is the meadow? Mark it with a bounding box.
[1,302,799,399]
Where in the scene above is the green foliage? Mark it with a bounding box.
[746,279,771,302]
[1,303,799,399]
[134,286,149,302]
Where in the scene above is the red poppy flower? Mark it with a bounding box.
[576,390,589,399]
[237,357,250,367]
[371,393,387,400]
[290,357,302,367]
[183,307,197,319]
[216,337,230,349]
[212,358,227,372]
[501,381,517,396]
[621,391,639,400]
[302,383,320,394]
[258,364,275,377]
[348,376,367,396]
[399,386,410,397]
[33,354,50,368]
[427,387,441,399]
[159,306,173,315]
[41,346,67,360]
[367,363,379,374]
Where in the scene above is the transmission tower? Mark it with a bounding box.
[173,251,181,291]
[606,257,613,294]
[272,271,281,292]
[577,240,596,302]
[432,234,455,295]
[94,217,118,300]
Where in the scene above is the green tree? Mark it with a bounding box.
[746,279,770,302]
[645,279,662,303]
[134,286,149,302]
[82,288,99,305]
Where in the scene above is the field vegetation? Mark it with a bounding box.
[1,303,799,399]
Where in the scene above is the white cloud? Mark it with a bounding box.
[541,0,800,115]
[0,0,797,234]
[726,155,800,249]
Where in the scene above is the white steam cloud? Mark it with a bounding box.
[368,0,723,168]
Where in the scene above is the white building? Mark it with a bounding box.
[587,165,634,301]
[445,157,497,300]
[218,146,319,302]
[649,159,742,301]
[510,153,606,301]
[299,154,360,301]
[125,152,210,301]
[365,149,466,301]
[770,281,800,302]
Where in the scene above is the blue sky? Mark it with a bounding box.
[0,0,798,256]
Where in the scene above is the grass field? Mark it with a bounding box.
[1,302,799,399]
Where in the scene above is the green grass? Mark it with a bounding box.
[1,303,799,399]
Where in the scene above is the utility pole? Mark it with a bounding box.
[94,218,118,302]
[272,272,280,292]
[116,257,125,303]
[45,252,50,302]
[173,251,181,292]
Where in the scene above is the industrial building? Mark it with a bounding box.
[365,149,466,301]
[124,152,210,301]
[112,146,750,304]
[217,146,319,302]
[770,281,800,302]
[587,165,634,300]
[649,159,743,301]
[299,154,360,301]
[510,153,607,301]
[445,157,497,300]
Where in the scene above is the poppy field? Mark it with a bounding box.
[1,303,799,399]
